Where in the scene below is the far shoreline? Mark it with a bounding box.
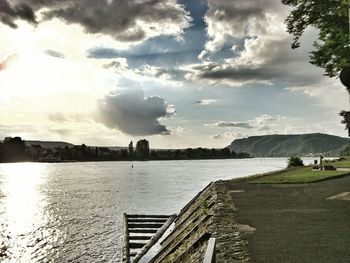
[0,156,254,164]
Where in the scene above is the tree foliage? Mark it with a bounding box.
[135,139,150,157]
[287,156,304,168]
[282,0,350,77]
[0,136,251,162]
[128,141,134,155]
[0,137,28,162]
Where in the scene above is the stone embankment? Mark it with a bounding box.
[149,181,250,263]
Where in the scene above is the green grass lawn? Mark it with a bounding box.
[324,157,350,168]
[252,167,350,184]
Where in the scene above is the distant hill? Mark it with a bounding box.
[25,140,74,149]
[23,141,128,150]
[227,133,350,157]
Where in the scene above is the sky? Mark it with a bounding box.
[0,0,348,148]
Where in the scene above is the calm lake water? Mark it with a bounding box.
[0,158,314,262]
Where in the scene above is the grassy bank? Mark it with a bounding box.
[251,166,349,184]
[324,156,350,168]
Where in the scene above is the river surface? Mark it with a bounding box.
[0,158,314,262]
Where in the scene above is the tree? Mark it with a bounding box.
[340,110,350,136]
[135,139,150,157]
[282,0,350,77]
[128,141,134,156]
[1,136,28,162]
[287,156,304,168]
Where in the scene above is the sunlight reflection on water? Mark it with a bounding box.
[0,163,61,262]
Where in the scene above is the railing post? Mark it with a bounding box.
[203,238,216,263]
[122,213,130,263]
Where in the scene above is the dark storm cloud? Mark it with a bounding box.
[0,1,36,28]
[1,0,190,42]
[95,88,175,136]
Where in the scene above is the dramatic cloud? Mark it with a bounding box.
[184,0,325,89]
[189,34,322,87]
[1,0,191,42]
[95,87,175,136]
[0,1,36,28]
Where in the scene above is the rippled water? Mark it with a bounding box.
[0,158,314,262]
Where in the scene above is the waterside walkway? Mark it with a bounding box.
[125,171,350,262]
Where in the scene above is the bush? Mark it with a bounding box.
[287,157,304,168]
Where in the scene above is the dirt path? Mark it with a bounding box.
[224,175,350,263]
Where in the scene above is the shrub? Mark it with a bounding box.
[287,157,304,168]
